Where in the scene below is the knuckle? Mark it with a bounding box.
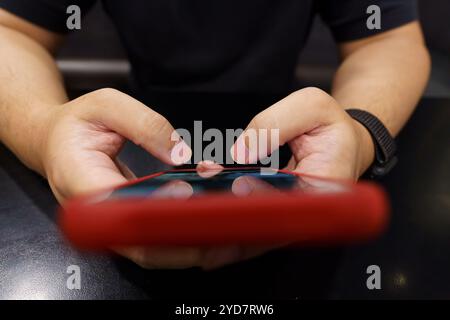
[293,87,339,115]
[295,87,331,105]
[93,87,121,100]
[72,88,124,118]
[299,86,327,97]
[86,88,122,106]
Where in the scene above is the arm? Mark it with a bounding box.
[0,9,67,175]
[0,9,184,188]
[332,21,431,171]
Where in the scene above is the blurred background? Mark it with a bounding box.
[57,0,450,97]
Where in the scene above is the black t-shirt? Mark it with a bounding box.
[1,0,417,93]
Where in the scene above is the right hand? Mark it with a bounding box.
[40,88,191,203]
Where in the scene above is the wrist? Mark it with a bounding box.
[28,103,59,177]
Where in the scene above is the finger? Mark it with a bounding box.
[78,88,192,166]
[196,160,224,178]
[231,175,278,196]
[231,88,341,164]
[236,245,281,264]
[113,246,204,269]
[151,180,194,199]
[115,244,283,270]
[201,245,282,270]
[201,246,243,270]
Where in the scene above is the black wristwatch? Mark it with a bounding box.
[346,109,398,178]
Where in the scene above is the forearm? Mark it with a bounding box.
[331,27,431,137]
[331,24,430,174]
[0,25,68,175]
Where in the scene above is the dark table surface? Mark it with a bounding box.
[0,94,449,299]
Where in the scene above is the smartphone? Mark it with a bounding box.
[59,168,389,250]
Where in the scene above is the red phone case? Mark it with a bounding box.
[59,168,389,250]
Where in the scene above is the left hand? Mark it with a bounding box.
[231,87,375,180]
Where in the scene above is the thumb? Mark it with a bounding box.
[78,88,192,166]
[230,88,341,164]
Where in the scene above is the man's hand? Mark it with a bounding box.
[41,88,191,202]
[231,87,376,180]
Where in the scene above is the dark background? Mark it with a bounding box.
[57,0,450,97]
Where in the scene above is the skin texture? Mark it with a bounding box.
[0,8,430,269]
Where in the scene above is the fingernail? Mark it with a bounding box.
[232,177,252,196]
[169,181,193,199]
[230,135,250,164]
[170,140,192,165]
[198,160,223,170]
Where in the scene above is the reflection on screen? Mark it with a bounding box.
[108,169,298,199]
[103,169,349,201]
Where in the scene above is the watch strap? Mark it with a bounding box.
[346,109,398,177]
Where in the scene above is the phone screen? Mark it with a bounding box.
[104,169,348,200]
